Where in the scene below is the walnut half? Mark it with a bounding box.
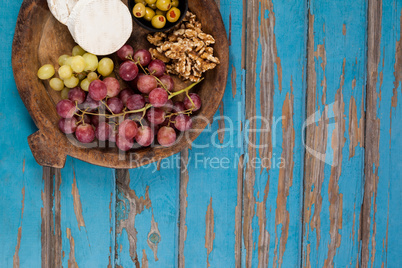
[147,11,220,82]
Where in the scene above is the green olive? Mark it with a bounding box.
[166,7,180,22]
[156,0,171,11]
[145,0,157,4]
[156,9,166,15]
[151,15,167,29]
[144,7,156,21]
[133,3,146,18]
[135,0,146,4]
[148,3,157,9]
[171,0,179,7]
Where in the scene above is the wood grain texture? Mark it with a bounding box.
[362,0,402,267]
[115,161,179,268]
[302,1,366,267]
[11,0,228,169]
[58,159,115,267]
[178,0,245,266]
[243,0,307,267]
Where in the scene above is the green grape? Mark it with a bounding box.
[80,78,90,91]
[60,87,70,99]
[49,78,64,91]
[72,45,86,56]
[58,54,70,66]
[37,64,55,80]
[87,71,98,82]
[65,56,73,67]
[83,53,99,72]
[58,65,73,80]
[77,73,86,81]
[64,76,79,88]
[97,58,114,76]
[70,56,86,73]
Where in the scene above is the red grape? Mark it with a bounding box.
[137,75,157,94]
[107,97,124,114]
[68,87,86,104]
[59,117,77,134]
[157,126,176,147]
[80,95,101,111]
[119,60,138,81]
[90,115,100,127]
[116,135,134,151]
[159,75,174,92]
[109,128,118,143]
[95,122,112,141]
[174,114,192,131]
[133,49,152,66]
[103,77,121,97]
[173,101,186,113]
[75,124,95,143]
[149,88,168,107]
[118,119,138,140]
[146,108,166,125]
[56,99,76,118]
[184,93,202,111]
[88,80,107,101]
[126,94,145,111]
[119,88,134,105]
[117,44,134,61]
[161,99,173,113]
[135,126,154,147]
[128,73,144,90]
[148,60,166,77]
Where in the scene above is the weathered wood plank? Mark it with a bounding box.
[115,159,179,268]
[57,159,115,267]
[178,0,245,267]
[362,0,402,267]
[0,1,43,266]
[243,0,307,267]
[302,0,367,267]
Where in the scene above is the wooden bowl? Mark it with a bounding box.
[12,0,228,169]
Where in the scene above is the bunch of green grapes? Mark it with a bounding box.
[37,45,114,99]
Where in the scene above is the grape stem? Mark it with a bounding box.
[74,78,203,124]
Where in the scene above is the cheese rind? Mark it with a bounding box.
[47,0,79,25]
[67,0,133,56]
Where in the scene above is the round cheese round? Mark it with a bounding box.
[48,0,80,25]
[67,0,133,56]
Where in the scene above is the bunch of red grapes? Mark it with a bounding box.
[56,44,202,151]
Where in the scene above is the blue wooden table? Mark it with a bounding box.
[1,0,401,267]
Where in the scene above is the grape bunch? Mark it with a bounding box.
[37,44,202,151]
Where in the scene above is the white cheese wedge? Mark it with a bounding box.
[47,0,79,25]
[67,0,133,56]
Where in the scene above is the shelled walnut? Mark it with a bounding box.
[147,11,220,82]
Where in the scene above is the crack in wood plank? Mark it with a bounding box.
[178,149,189,268]
[13,186,25,268]
[362,0,382,266]
[205,197,215,268]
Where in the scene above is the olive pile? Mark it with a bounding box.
[133,0,181,29]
